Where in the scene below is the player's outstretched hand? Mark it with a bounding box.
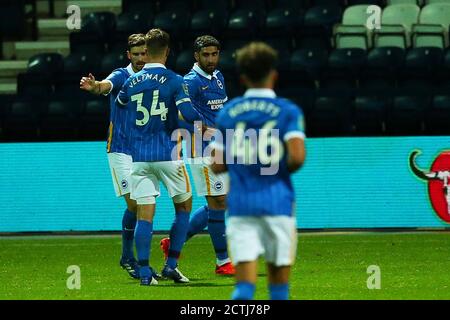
[80,73,97,92]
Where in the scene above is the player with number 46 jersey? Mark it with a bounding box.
[211,42,306,300]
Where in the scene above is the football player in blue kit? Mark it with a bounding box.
[116,29,203,286]
[80,34,160,280]
[160,35,235,275]
[211,42,306,300]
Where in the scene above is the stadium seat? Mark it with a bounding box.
[40,101,79,141]
[374,4,420,48]
[262,38,292,71]
[2,100,40,142]
[27,53,64,75]
[264,7,303,37]
[307,96,353,137]
[17,73,53,99]
[122,0,157,14]
[353,96,388,136]
[190,9,228,37]
[323,48,366,92]
[365,47,405,78]
[226,9,264,38]
[53,74,90,101]
[78,99,109,140]
[311,0,346,6]
[334,4,381,49]
[69,32,107,54]
[387,0,420,4]
[197,0,230,11]
[218,49,237,78]
[274,0,307,10]
[404,47,444,77]
[413,3,450,48]
[0,0,26,41]
[64,52,101,76]
[347,0,383,4]
[100,52,128,77]
[289,48,328,86]
[304,5,342,26]
[153,9,191,41]
[175,49,194,75]
[116,12,152,36]
[425,95,450,135]
[386,95,428,135]
[296,5,342,50]
[160,0,194,12]
[80,12,116,40]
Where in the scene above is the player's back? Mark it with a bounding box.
[216,89,305,217]
[118,63,186,162]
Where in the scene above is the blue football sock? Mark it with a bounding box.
[207,209,229,261]
[269,283,289,300]
[232,282,255,300]
[121,209,137,260]
[134,220,153,278]
[186,205,208,240]
[167,211,190,269]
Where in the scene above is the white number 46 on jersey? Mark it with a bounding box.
[131,91,168,126]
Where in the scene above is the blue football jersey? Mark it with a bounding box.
[214,89,305,217]
[182,63,228,157]
[116,63,201,162]
[104,63,135,154]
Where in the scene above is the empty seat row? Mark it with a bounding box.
[335,2,450,48]
[1,94,449,141]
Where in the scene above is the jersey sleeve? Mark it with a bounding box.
[115,78,131,108]
[104,69,126,96]
[183,76,201,110]
[174,76,202,122]
[283,105,306,142]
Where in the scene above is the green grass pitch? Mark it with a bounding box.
[1,232,449,300]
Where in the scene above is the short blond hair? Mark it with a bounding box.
[145,28,170,56]
[127,33,146,50]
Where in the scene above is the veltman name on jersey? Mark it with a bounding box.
[128,73,167,88]
[227,100,280,118]
[207,97,228,110]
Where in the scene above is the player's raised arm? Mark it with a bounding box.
[174,79,202,123]
[284,107,306,173]
[79,73,113,95]
[115,79,131,108]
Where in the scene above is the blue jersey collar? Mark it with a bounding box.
[126,63,135,75]
[243,88,276,98]
[144,63,167,69]
[193,63,218,80]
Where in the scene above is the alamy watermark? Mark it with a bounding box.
[170,121,283,176]
[66,265,81,290]
[366,265,381,290]
[366,5,381,30]
[66,5,81,30]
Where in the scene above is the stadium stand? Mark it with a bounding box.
[1,0,450,142]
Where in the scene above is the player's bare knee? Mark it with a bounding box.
[173,192,192,212]
[136,197,156,222]
[267,263,290,284]
[206,195,226,210]
[124,194,137,214]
